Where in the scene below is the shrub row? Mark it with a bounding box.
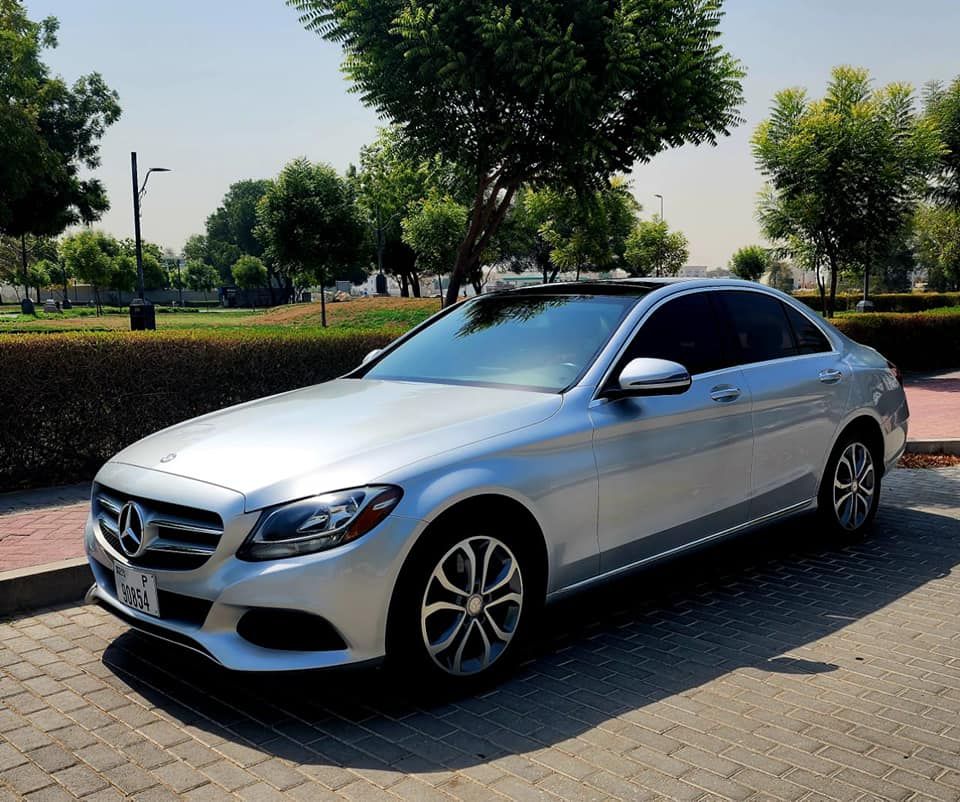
[0,329,397,491]
[794,292,960,313]
[833,313,960,372]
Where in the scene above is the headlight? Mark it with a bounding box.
[237,485,403,561]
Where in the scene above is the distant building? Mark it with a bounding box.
[678,265,708,278]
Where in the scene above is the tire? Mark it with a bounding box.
[388,518,542,692]
[818,432,881,541]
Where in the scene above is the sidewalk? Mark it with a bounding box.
[903,368,960,440]
[0,484,88,572]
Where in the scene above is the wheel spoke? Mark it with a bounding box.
[483,552,517,595]
[427,612,467,655]
[462,543,477,593]
[484,609,512,642]
[434,562,469,596]
[452,619,476,674]
[486,591,522,609]
[476,619,492,669]
[424,600,466,618]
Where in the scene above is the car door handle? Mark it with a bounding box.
[818,368,843,384]
[709,385,741,403]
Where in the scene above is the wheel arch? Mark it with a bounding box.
[821,413,887,496]
[385,493,550,652]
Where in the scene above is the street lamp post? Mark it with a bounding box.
[129,152,170,330]
[654,194,664,277]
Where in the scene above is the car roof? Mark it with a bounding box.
[502,277,773,297]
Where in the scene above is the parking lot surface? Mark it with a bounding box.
[2,467,960,801]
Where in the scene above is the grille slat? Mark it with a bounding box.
[94,483,223,571]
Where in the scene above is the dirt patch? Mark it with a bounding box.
[898,452,960,469]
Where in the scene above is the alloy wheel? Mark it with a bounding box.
[420,535,523,676]
[833,442,875,531]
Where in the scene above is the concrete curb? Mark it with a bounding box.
[0,558,92,616]
[906,439,960,456]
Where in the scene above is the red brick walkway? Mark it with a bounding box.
[0,504,87,571]
[903,369,960,440]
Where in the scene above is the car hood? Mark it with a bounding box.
[110,378,562,511]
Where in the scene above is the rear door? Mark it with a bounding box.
[590,291,754,572]
[713,291,850,518]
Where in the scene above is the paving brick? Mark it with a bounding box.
[1,468,960,800]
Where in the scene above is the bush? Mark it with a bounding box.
[834,313,960,371]
[0,329,397,490]
[794,292,960,313]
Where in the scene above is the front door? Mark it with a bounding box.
[590,291,754,573]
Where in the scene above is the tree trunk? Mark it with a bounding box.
[827,253,839,318]
[445,177,517,305]
[320,287,326,327]
[399,272,409,297]
[20,235,29,299]
[411,272,421,297]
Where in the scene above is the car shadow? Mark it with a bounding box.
[101,496,959,773]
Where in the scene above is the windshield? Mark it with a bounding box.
[362,294,637,392]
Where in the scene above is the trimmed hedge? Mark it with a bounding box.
[833,313,960,372]
[0,329,396,491]
[794,292,960,313]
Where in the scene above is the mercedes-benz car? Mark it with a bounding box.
[85,279,908,684]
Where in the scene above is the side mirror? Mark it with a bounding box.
[613,357,691,396]
[361,348,383,365]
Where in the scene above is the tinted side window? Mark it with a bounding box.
[717,291,798,365]
[624,293,726,376]
[782,303,832,354]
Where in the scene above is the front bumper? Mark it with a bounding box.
[86,464,425,671]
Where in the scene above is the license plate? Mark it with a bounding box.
[114,563,160,618]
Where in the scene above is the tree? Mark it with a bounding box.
[729,245,771,282]
[624,218,689,277]
[351,127,459,297]
[0,234,56,301]
[290,0,744,305]
[401,194,468,302]
[914,205,960,291]
[519,178,640,283]
[185,260,220,298]
[767,260,795,293]
[59,230,116,313]
[26,259,52,302]
[0,1,121,296]
[256,158,364,325]
[109,254,138,304]
[924,77,960,209]
[752,67,943,316]
[231,255,268,310]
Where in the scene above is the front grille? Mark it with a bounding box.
[94,483,224,571]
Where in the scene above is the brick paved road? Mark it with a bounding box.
[2,468,960,801]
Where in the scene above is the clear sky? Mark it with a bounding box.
[24,0,960,267]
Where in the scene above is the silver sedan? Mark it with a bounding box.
[84,279,908,686]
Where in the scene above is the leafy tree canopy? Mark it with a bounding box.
[914,205,960,291]
[753,66,942,315]
[185,260,220,294]
[206,179,271,260]
[0,0,120,245]
[401,193,468,284]
[624,218,689,277]
[290,0,744,303]
[729,245,770,282]
[231,254,268,290]
[256,158,365,323]
[924,77,960,209]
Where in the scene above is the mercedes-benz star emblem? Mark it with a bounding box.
[118,501,147,557]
